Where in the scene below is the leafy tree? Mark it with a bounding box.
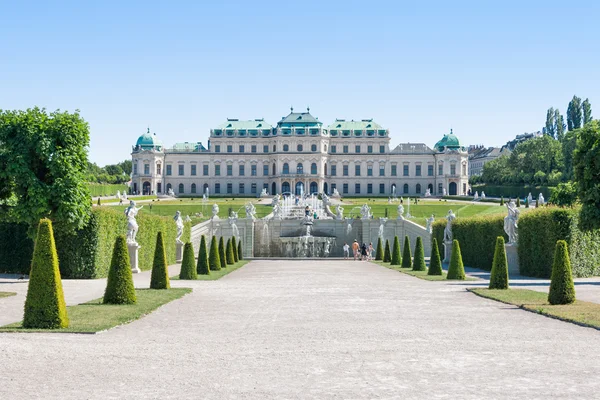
[489,237,509,289]
[150,232,170,289]
[562,129,579,179]
[555,109,566,142]
[179,242,198,280]
[412,237,426,271]
[573,120,600,230]
[401,236,412,268]
[104,164,123,176]
[548,240,576,305]
[197,235,210,275]
[582,98,593,125]
[231,236,238,262]
[427,238,443,276]
[209,235,221,271]
[391,236,401,266]
[549,182,578,207]
[0,108,91,235]
[218,237,227,269]
[226,238,234,265]
[544,108,555,138]
[447,240,466,280]
[118,159,133,176]
[23,219,69,329]
[567,95,583,131]
[383,239,391,262]
[375,237,383,260]
[103,235,137,304]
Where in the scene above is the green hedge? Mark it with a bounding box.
[432,215,507,272]
[470,184,554,200]
[87,183,129,197]
[0,223,34,274]
[518,207,600,278]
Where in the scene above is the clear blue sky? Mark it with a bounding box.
[1,0,598,166]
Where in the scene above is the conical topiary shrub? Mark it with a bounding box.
[412,237,426,271]
[548,240,576,305]
[447,239,466,280]
[391,236,401,266]
[23,218,69,329]
[179,242,198,280]
[226,238,234,265]
[525,197,529,208]
[401,236,412,269]
[237,240,243,260]
[516,197,521,207]
[428,238,443,275]
[197,235,210,275]
[375,237,383,261]
[209,235,221,271]
[103,235,137,304]
[219,237,227,269]
[489,236,509,289]
[383,239,391,262]
[500,196,504,206]
[231,236,238,262]
[150,231,170,289]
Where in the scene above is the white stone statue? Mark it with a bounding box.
[538,193,545,206]
[527,193,533,205]
[332,188,340,198]
[504,200,520,244]
[397,203,405,220]
[425,214,435,234]
[444,210,456,242]
[474,191,479,201]
[481,191,486,200]
[322,193,331,206]
[168,188,175,197]
[125,200,144,244]
[123,192,128,200]
[116,190,121,199]
[211,203,219,220]
[271,194,280,207]
[324,240,331,257]
[443,188,447,196]
[388,197,392,204]
[245,202,257,220]
[424,188,431,197]
[202,193,207,202]
[173,211,184,244]
[360,204,372,220]
[184,215,192,222]
[335,205,344,220]
[260,188,268,197]
[273,203,283,219]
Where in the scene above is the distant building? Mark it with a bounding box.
[504,131,542,151]
[468,146,510,176]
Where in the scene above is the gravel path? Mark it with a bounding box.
[1,260,600,399]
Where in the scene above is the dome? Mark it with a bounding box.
[135,128,162,151]
[434,129,460,152]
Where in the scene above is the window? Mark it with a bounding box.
[311,144,317,152]
[331,183,337,193]
[166,165,172,175]
[215,165,220,176]
[179,165,184,176]
[403,183,409,194]
[156,164,161,175]
[251,165,257,176]
[144,164,150,175]
[215,145,221,153]
[343,165,349,176]
[331,165,337,176]
[391,165,397,176]
[297,144,303,151]
[227,145,232,153]
[251,183,257,194]
[215,183,221,194]
[157,182,162,193]
[273,145,276,152]
[416,165,421,176]
[367,166,373,176]
[227,183,232,194]
[191,183,197,194]
[283,163,289,174]
[263,183,268,193]
[428,165,433,176]
[403,165,409,176]
[239,145,245,153]
[133,163,138,175]
[311,163,317,174]
[355,183,361,194]
[178,183,184,194]
[367,183,373,194]
[380,145,385,153]
[451,164,456,175]
[251,145,256,153]
[203,165,209,176]
[297,163,304,174]
[324,163,327,175]
[416,184,421,194]
[368,145,373,154]
[263,165,269,176]
[263,145,268,153]
[438,164,443,176]
[355,145,360,153]
[331,145,336,153]
[239,165,245,176]
[343,183,349,194]
[379,183,385,194]
[462,163,467,176]
[227,165,232,176]
[272,163,276,175]
[191,165,197,176]
[355,165,361,176]
[343,145,348,153]
[239,183,245,194]
[379,166,385,176]
[283,144,289,152]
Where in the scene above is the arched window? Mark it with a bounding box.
[311,144,317,152]
[403,183,409,194]
[191,183,197,194]
[203,183,209,194]
[282,182,290,193]
[311,163,317,174]
[283,144,289,152]
[283,163,289,174]
[296,163,303,174]
[310,181,318,194]
[297,144,303,151]
[416,183,421,194]
[166,183,172,193]
[178,183,184,194]
[391,183,396,194]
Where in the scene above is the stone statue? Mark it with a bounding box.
[443,188,447,196]
[504,200,520,244]
[335,205,344,220]
[444,210,456,242]
[245,202,257,219]
[168,188,175,197]
[322,193,331,207]
[397,203,405,220]
[212,203,219,220]
[527,193,533,205]
[481,191,486,200]
[173,211,184,244]
[273,203,283,219]
[184,215,192,222]
[424,188,431,197]
[360,204,372,220]
[323,240,331,257]
[271,194,280,207]
[538,193,545,206]
[425,214,435,234]
[125,200,144,244]
[332,188,340,198]
[116,190,121,199]
[260,188,268,197]
[474,191,479,201]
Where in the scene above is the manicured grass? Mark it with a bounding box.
[372,260,478,281]
[87,183,129,197]
[470,288,600,330]
[0,292,17,298]
[0,288,191,333]
[99,195,157,204]
[171,260,250,281]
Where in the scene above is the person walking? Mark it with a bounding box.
[352,240,360,261]
[361,242,368,261]
[343,242,350,259]
[368,242,374,260]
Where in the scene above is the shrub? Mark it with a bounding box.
[489,236,509,289]
[0,222,33,274]
[237,240,243,260]
[516,197,521,207]
[549,182,578,208]
[428,238,443,275]
[218,237,227,269]
[375,237,383,261]
[470,184,554,200]
[383,239,391,262]
[179,242,197,280]
[447,240,465,280]
[209,235,221,271]
[401,236,412,269]
[412,237,426,271]
[197,235,210,275]
[548,240,576,305]
[150,232,170,289]
[525,197,529,208]
[103,235,137,304]
[231,236,239,262]
[500,196,504,206]
[391,236,401,266]
[226,238,234,265]
[23,219,69,329]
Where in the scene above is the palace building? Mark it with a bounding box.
[131,108,469,197]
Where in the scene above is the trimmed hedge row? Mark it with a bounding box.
[87,183,129,197]
[0,222,34,274]
[470,184,554,200]
[432,214,507,272]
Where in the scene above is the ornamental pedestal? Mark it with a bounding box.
[443,240,453,263]
[127,243,141,274]
[176,242,184,262]
[505,243,520,276]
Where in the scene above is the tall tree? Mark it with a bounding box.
[554,109,566,142]
[573,121,600,230]
[583,98,593,125]
[567,95,583,131]
[544,107,555,138]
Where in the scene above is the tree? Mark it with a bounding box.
[383,239,391,262]
[544,107,555,138]
[375,237,383,260]
[412,237,426,271]
[549,182,577,207]
[218,237,227,269]
[237,240,243,260]
[548,240,576,305]
[209,235,221,271]
[562,129,579,179]
[226,238,234,265]
[391,236,401,266]
[150,232,170,289]
[583,98,593,125]
[103,235,137,304]
[197,235,210,275]
[179,242,198,280]
[573,121,600,230]
[428,238,443,276]
[401,236,412,269]
[231,236,238,262]
[489,237,509,289]
[0,108,91,235]
[447,240,465,280]
[567,95,583,131]
[118,159,133,176]
[23,219,69,329]
[555,109,566,142]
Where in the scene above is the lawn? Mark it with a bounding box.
[98,195,157,204]
[0,288,191,333]
[470,288,600,330]
[371,260,477,281]
[171,260,249,281]
[0,292,17,298]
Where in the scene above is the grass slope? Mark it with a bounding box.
[372,260,477,281]
[171,260,249,281]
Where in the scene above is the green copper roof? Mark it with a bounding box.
[277,107,322,127]
[171,142,207,151]
[135,128,163,150]
[215,119,273,130]
[326,119,384,131]
[434,130,461,151]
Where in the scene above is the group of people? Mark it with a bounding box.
[343,240,374,261]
